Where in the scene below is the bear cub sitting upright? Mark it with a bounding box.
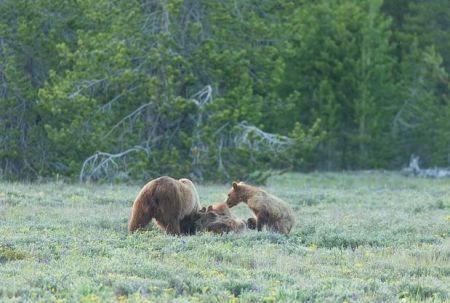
[226,181,296,235]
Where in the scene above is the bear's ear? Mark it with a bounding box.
[207,205,214,212]
[199,207,206,213]
[232,182,238,190]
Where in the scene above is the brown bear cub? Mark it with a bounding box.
[206,202,233,216]
[196,203,247,234]
[208,203,258,231]
[226,182,296,235]
[128,176,201,235]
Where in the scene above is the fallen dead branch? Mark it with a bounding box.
[403,155,450,178]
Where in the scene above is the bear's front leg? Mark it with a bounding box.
[128,202,153,232]
[256,212,268,232]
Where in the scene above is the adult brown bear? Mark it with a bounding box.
[226,182,296,235]
[127,176,201,234]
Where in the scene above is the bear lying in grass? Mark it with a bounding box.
[226,181,296,235]
[206,203,257,231]
[198,203,247,234]
[128,176,201,235]
[181,203,251,235]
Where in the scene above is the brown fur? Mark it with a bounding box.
[226,182,296,235]
[207,202,232,216]
[127,176,201,234]
[192,203,247,234]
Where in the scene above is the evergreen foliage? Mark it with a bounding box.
[0,0,449,181]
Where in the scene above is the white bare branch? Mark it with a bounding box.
[234,121,295,152]
[103,103,152,139]
[68,78,107,100]
[101,85,140,112]
[189,85,212,109]
[80,146,148,182]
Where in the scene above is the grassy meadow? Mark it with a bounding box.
[0,172,449,302]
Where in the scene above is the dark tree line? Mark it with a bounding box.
[0,0,449,182]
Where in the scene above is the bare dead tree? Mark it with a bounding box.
[79,146,149,182]
[234,121,295,152]
[392,88,424,133]
[186,86,296,180]
[100,84,140,112]
[103,103,154,139]
[188,85,214,180]
[403,155,450,178]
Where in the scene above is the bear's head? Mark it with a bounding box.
[195,211,232,234]
[128,198,154,232]
[207,203,231,216]
[225,181,246,208]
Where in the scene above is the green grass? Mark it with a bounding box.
[1,172,449,302]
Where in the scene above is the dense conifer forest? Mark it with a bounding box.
[1,0,449,182]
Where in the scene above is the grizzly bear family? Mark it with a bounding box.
[127,176,296,235]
